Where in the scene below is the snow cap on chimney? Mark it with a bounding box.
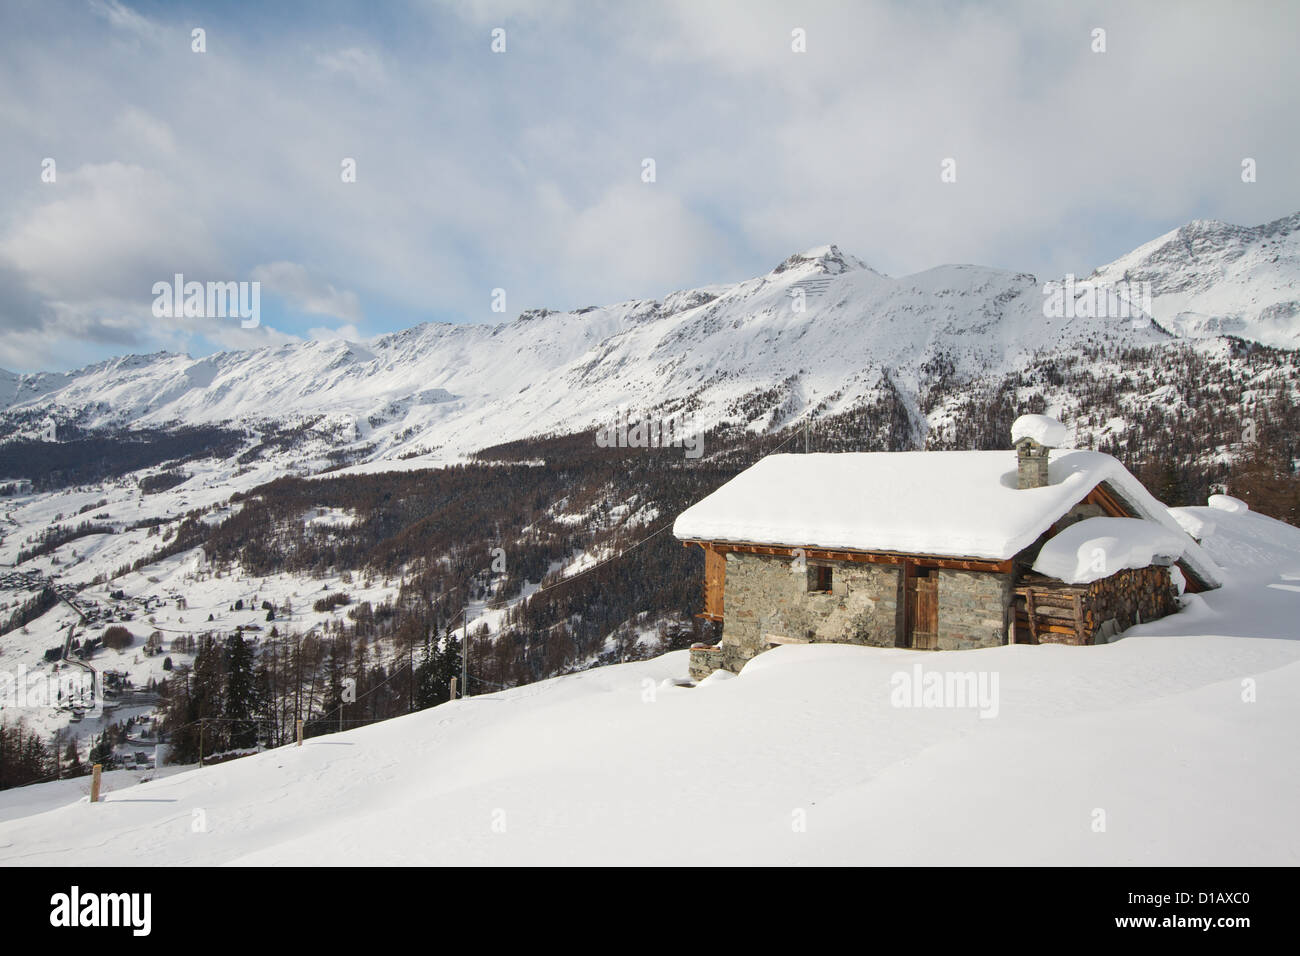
[1011,414,1065,489]
[1011,414,1067,448]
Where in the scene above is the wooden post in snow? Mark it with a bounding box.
[90,764,102,803]
[296,719,304,747]
[450,676,458,700]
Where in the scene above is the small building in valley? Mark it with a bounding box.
[674,416,1221,680]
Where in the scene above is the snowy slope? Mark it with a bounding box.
[1,504,1298,866]
[1090,212,1300,348]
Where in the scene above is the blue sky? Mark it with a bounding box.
[1,0,1297,371]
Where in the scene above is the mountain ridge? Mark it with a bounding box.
[1,211,1296,467]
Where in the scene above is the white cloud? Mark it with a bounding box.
[0,161,226,367]
[250,262,363,323]
[0,162,223,303]
[0,0,1296,370]
[315,47,387,87]
[87,0,163,41]
[113,107,177,156]
[544,183,734,301]
[198,321,300,354]
[307,323,362,342]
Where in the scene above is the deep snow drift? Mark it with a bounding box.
[1,505,1297,866]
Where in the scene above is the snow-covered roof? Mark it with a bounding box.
[1032,517,1187,585]
[1208,493,1249,514]
[673,450,1221,587]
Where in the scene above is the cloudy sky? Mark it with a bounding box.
[1,0,1297,371]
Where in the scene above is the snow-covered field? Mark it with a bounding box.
[1,503,1297,865]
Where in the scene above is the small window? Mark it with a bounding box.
[807,564,833,593]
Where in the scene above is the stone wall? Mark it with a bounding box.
[1084,565,1177,644]
[684,551,1015,680]
[717,552,903,673]
[688,644,725,682]
[934,569,1013,650]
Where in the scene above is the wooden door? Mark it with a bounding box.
[908,572,938,650]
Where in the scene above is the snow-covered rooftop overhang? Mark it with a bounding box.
[673,450,1221,588]
[1032,516,1188,585]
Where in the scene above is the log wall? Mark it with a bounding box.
[1014,565,1177,645]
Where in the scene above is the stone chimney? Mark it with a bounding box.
[1015,437,1050,489]
[1011,414,1066,490]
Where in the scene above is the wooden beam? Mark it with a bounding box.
[1084,482,1133,519]
[1018,602,1077,621]
[765,634,810,645]
[1012,617,1078,636]
[1178,563,1205,594]
[901,558,914,649]
[679,539,1012,574]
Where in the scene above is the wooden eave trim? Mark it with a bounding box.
[1083,481,1133,519]
[680,539,1012,574]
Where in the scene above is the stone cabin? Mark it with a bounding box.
[673,416,1221,680]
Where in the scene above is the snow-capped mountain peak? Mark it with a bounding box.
[771,243,875,277]
[1089,211,1300,347]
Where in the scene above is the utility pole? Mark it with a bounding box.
[804,418,809,454]
[461,605,469,700]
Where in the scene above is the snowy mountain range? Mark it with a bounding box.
[2,212,1298,466]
